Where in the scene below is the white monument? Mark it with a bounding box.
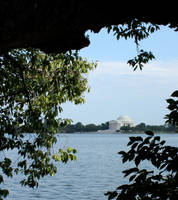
[109,115,135,131]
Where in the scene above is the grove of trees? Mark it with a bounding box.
[59,121,109,133]
[120,123,176,133]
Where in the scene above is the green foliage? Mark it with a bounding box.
[122,122,176,133]
[105,132,178,200]
[107,20,159,42]
[60,121,109,133]
[107,19,160,70]
[0,48,96,199]
[165,90,178,129]
[106,92,178,200]
[127,50,155,71]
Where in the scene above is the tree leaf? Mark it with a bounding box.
[145,131,154,136]
[171,90,178,97]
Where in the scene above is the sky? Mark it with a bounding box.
[61,25,178,125]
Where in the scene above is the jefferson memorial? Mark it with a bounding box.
[109,116,135,131]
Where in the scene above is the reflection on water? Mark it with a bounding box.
[3,133,178,200]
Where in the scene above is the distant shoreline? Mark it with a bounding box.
[58,131,178,134]
[59,122,176,134]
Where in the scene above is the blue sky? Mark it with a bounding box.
[61,25,178,125]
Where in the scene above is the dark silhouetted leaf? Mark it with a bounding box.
[145,131,154,136]
[171,90,178,97]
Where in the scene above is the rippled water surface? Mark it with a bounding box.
[3,133,178,200]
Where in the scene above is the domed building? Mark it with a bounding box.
[109,115,135,131]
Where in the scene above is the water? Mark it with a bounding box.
[2,133,178,200]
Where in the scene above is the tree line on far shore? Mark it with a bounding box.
[59,122,176,133]
[120,122,176,133]
[59,122,109,133]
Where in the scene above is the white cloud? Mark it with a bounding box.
[89,61,132,76]
[88,59,178,89]
[90,60,178,78]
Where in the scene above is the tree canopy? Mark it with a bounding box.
[59,121,109,133]
[0,49,96,199]
[120,123,176,133]
[1,1,178,54]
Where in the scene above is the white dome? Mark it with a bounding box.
[117,115,133,122]
[109,115,135,131]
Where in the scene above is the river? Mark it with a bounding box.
[3,133,178,200]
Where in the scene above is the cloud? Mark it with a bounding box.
[89,61,132,76]
[86,59,178,104]
[88,60,178,89]
[90,60,178,78]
